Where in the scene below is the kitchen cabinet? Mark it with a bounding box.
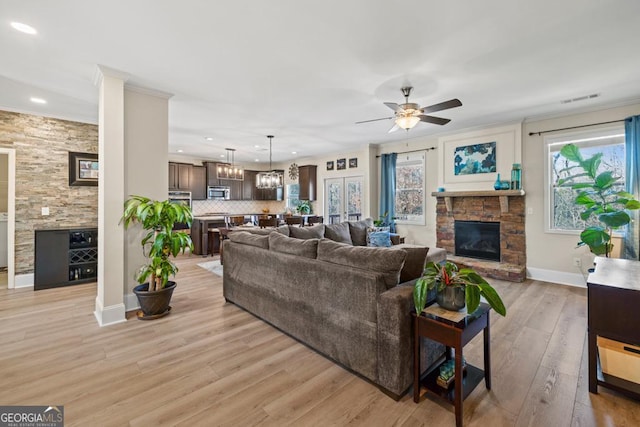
[191,165,206,200]
[243,170,257,200]
[298,165,317,201]
[169,162,192,190]
[220,179,243,200]
[256,187,283,201]
[205,162,220,187]
[35,228,98,290]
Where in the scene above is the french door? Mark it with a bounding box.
[325,176,364,224]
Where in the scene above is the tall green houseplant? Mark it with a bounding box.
[558,143,640,256]
[120,195,194,291]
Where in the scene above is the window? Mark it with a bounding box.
[395,152,425,225]
[545,127,626,233]
[286,183,300,211]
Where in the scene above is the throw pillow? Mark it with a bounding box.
[366,226,391,247]
[289,224,325,240]
[347,218,374,246]
[324,222,353,245]
[389,244,430,282]
[269,232,318,259]
[228,231,270,249]
[317,239,406,289]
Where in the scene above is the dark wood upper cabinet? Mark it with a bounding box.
[205,162,219,187]
[169,162,192,191]
[298,165,317,201]
[191,165,206,200]
[243,170,257,200]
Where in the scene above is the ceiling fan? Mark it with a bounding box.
[356,86,462,133]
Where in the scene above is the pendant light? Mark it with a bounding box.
[217,148,243,180]
[256,135,283,189]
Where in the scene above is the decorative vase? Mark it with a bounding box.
[436,285,466,311]
[494,173,501,190]
[511,163,522,190]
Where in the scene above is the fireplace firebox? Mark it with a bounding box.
[454,220,500,262]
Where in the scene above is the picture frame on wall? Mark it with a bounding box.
[326,161,334,171]
[337,158,346,170]
[349,158,358,168]
[69,151,99,186]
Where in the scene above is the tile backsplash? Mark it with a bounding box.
[192,200,286,216]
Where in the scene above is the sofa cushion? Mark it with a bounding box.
[228,231,270,249]
[289,224,325,240]
[390,244,430,282]
[269,232,318,259]
[240,224,290,237]
[324,222,353,245]
[348,218,374,246]
[317,239,406,289]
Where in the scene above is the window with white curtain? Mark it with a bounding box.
[544,126,626,233]
[395,152,425,225]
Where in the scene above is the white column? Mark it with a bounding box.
[123,86,172,309]
[94,66,128,326]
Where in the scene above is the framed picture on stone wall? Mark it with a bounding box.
[69,151,98,186]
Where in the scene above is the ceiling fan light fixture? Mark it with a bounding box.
[396,115,420,130]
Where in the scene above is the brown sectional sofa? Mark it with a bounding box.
[222,219,446,398]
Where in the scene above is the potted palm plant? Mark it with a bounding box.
[413,261,507,316]
[558,143,640,256]
[120,195,193,320]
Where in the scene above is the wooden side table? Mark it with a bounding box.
[587,257,640,400]
[412,303,491,427]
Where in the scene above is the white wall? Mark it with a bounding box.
[277,145,373,219]
[524,102,640,285]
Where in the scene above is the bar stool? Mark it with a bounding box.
[259,217,278,228]
[285,216,303,227]
[207,229,221,255]
[306,215,324,226]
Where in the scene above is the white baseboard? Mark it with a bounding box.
[94,297,127,327]
[14,273,33,288]
[526,267,587,288]
[124,292,140,312]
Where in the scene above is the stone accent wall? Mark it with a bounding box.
[0,110,98,275]
[435,195,526,281]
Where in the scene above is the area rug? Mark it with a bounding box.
[197,260,223,277]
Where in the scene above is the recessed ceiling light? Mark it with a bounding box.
[255,159,259,162]
[30,97,46,104]
[205,137,214,141]
[11,22,37,35]
[220,154,225,158]
[291,151,297,154]
[254,145,260,148]
[177,149,183,153]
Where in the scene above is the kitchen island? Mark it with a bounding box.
[191,213,313,256]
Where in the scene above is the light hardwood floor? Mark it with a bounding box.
[1,254,639,426]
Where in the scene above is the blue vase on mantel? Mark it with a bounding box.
[494,173,502,190]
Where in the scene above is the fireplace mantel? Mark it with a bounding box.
[431,189,525,213]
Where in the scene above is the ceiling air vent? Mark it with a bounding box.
[561,93,600,104]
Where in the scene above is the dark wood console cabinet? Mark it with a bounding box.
[34,228,98,290]
[587,256,640,400]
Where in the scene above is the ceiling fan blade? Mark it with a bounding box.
[355,116,394,124]
[421,98,462,114]
[388,123,400,133]
[384,102,405,113]
[418,115,451,126]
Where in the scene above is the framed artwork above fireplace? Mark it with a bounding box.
[438,124,521,191]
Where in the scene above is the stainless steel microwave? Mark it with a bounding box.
[208,186,230,200]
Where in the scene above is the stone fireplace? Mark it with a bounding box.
[455,220,501,262]
[433,190,526,282]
